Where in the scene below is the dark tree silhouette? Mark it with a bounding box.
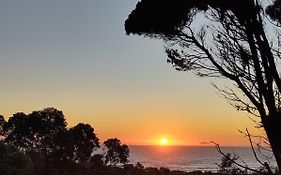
[51,123,100,166]
[126,0,281,170]
[0,115,6,137]
[217,153,242,174]
[28,108,67,155]
[267,0,281,26]
[0,142,33,175]
[104,138,129,166]
[5,108,67,156]
[46,123,100,175]
[66,123,100,164]
[0,108,132,175]
[90,154,105,168]
[4,112,31,151]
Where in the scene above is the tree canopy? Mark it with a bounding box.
[0,108,130,175]
[0,142,33,175]
[125,0,256,37]
[104,138,129,166]
[4,108,67,154]
[0,115,6,137]
[60,123,100,164]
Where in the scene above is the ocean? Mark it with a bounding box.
[128,146,276,172]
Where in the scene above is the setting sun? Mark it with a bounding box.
[160,137,168,145]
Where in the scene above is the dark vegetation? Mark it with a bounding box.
[0,108,129,175]
[125,0,281,172]
[0,108,277,175]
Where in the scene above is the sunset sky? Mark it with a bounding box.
[0,0,261,146]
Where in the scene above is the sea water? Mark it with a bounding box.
[129,146,276,172]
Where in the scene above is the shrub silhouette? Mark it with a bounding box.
[104,138,130,166]
[0,108,131,175]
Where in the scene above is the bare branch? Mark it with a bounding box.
[209,141,270,174]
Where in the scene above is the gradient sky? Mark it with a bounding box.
[0,0,261,146]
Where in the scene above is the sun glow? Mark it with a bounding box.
[159,137,168,145]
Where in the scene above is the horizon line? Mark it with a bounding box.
[127,144,252,147]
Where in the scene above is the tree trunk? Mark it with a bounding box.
[262,114,281,172]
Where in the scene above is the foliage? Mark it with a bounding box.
[104,138,130,166]
[217,153,247,175]
[266,0,281,26]
[0,115,6,137]
[27,150,46,175]
[4,112,30,150]
[51,123,100,164]
[90,154,105,168]
[4,108,67,154]
[0,142,33,175]
[126,0,253,38]
[68,123,100,163]
[0,107,129,175]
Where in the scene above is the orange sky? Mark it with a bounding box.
[0,77,261,146]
